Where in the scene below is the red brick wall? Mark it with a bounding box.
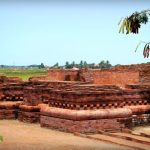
[29,76,49,81]
[46,69,140,87]
[90,70,139,87]
[0,76,22,82]
[113,62,150,84]
[47,69,79,81]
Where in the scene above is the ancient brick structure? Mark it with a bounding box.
[0,63,150,133]
[29,69,80,82]
[113,62,150,84]
[89,70,139,87]
[0,77,23,119]
[31,68,140,87]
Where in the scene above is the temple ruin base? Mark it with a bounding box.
[40,116,132,133]
[0,109,18,119]
[18,111,40,123]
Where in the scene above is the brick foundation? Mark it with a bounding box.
[0,109,18,119]
[18,111,40,123]
[40,116,131,133]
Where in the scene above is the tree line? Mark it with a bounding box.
[52,60,112,69]
[0,63,45,69]
[0,60,112,69]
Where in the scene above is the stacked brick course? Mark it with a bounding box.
[113,62,150,84]
[0,77,23,119]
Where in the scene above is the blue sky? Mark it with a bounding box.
[0,0,150,66]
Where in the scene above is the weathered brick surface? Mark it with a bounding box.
[47,69,79,81]
[0,101,22,109]
[46,69,140,87]
[0,109,18,119]
[19,105,40,112]
[18,111,40,123]
[90,70,139,87]
[40,116,130,133]
[113,62,150,84]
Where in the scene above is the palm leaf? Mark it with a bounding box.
[135,41,141,52]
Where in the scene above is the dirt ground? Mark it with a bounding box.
[132,126,150,135]
[0,120,134,150]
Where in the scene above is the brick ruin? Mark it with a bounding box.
[0,63,150,133]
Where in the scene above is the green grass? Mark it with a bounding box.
[0,68,48,81]
[0,135,3,142]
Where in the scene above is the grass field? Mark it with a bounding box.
[0,68,48,81]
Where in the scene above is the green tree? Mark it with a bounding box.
[52,62,59,68]
[65,61,69,68]
[39,63,45,69]
[106,60,112,69]
[65,61,71,69]
[118,9,149,34]
[79,60,84,68]
[99,60,112,69]
[99,60,105,69]
[71,61,75,68]
[83,61,88,68]
[119,9,150,58]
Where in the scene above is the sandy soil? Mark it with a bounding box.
[0,120,133,150]
[132,126,150,135]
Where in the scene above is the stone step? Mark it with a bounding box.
[75,133,150,150]
[108,132,150,145]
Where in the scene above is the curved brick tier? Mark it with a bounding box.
[40,105,132,121]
